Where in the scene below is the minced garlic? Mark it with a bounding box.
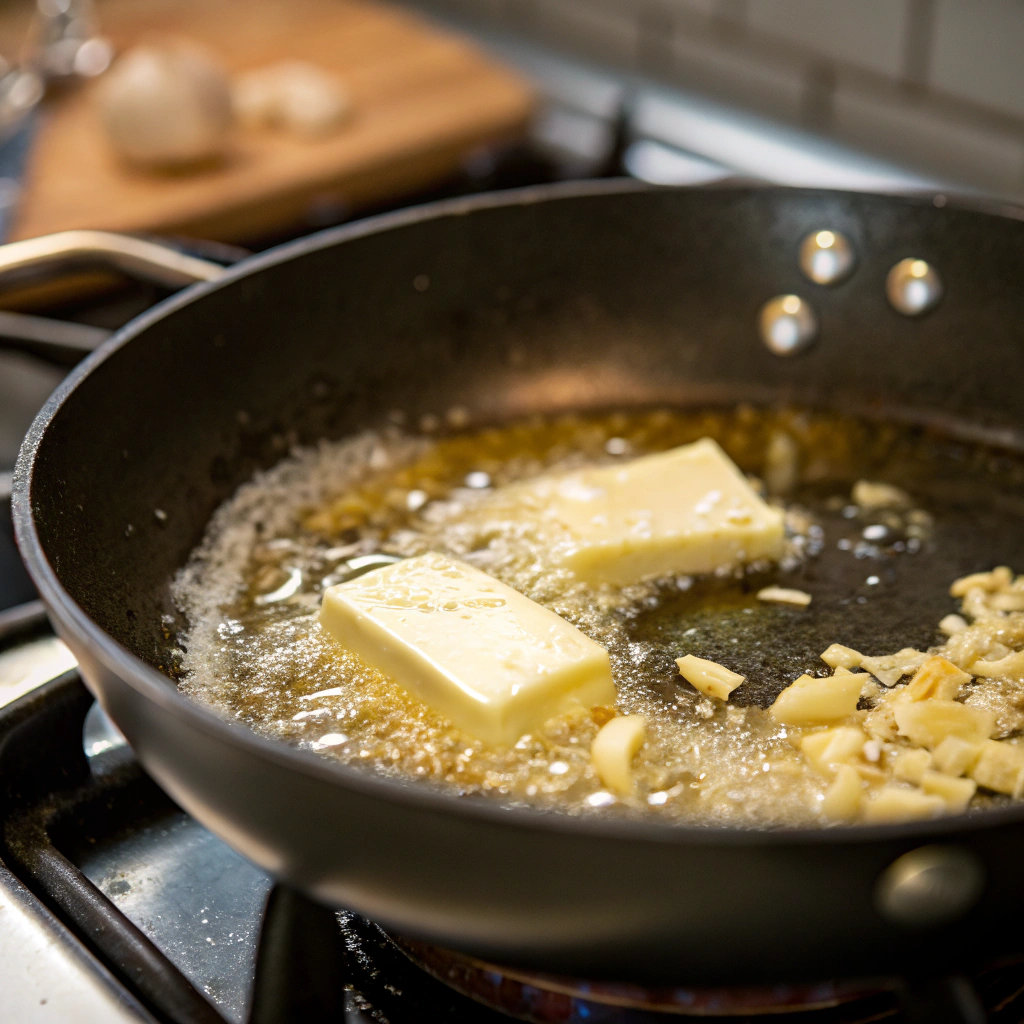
[773,565,1024,824]
[756,585,812,607]
[675,655,745,701]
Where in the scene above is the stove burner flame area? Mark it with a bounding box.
[393,937,894,1020]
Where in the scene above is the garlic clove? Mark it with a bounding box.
[98,42,233,168]
[233,61,351,138]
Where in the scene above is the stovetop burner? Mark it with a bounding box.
[395,940,900,1020]
[2,616,1024,1023]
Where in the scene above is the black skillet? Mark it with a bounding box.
[9,182,1024,1006]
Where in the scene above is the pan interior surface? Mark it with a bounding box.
[172,404,1024,828]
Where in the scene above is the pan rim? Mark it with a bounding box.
[13,179,1024,850]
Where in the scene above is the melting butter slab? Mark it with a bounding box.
[524,437,784,584]
[319,553,615,745]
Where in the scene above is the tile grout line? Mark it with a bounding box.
[902,0,937,89]
[412,0,1024,197]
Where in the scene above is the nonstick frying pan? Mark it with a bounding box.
[10,182,1024,1001]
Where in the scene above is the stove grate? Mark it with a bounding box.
[2,668,1024,1023]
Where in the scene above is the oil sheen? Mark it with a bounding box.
[173,408,1024,827]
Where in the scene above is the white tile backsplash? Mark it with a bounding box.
[746,0,911,78]
[536,0,640,65]
[930,0,1024,122]
[833,81,1024,193]
[671,28,807,120]
[657,0,719,15]
[411,0,1024,198]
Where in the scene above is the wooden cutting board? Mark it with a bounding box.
[3,0,533,243]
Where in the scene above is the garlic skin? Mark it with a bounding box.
[233,61,351,138]
[98,43,233,167]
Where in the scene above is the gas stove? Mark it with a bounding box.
[0,19,1015,1022]
[3,611,1024,1023]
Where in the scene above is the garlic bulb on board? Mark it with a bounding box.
[97,42,233,167]
[233,61,351,138]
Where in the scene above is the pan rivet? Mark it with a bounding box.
[799,230,855,285]
[875,845,983,928]
[758,294,818,356]
[886,258,943,315]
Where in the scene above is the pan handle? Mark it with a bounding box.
[0,230,226,289]
[0,230,229,362]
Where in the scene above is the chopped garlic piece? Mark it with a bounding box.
[676,655,744,701]
[863,701,899,744]
[801,726,867,773]
[757,586,812,607]
[893,748,932,784]
[763,431,799,496]
[971,651,1024,682]
[821,765,863,820]
[591,715,646,795]
[852,480,910,510]
[920,770,976,812]
[894,700,995,750]
[932,735,984,777]
[970,740,1024,798]
[901,656,971,703]
[857,674,881,700]
[234,61,351,137]
[939,614,969,636]
[861,786,945,823]
[820,644,863,671]
[769,673,862,725]
[962,587,1001,622]
[861,648,928,687]
[950,567,1013,597]
[854,762,888,784]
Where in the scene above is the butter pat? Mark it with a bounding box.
[524,438,784,585]
[319,553,615,745]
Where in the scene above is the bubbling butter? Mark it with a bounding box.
[173,408,1024,826]
[516,438,785,585]
[320,553,615,745]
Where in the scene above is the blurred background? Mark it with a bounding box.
[421,0,1024,199]
[2,0,1023,612]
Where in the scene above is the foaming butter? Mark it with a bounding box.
[516,437,785,585]
[319,553,615,744]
